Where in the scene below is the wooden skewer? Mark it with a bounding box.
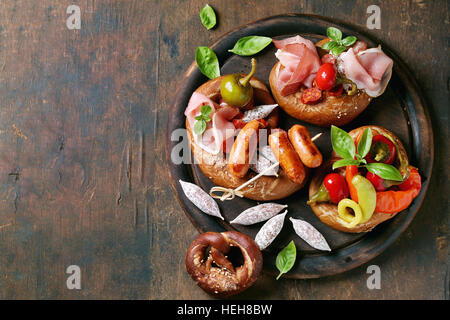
[210,132,322,201]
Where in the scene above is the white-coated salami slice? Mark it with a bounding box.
[179,180,224,220]
[259,145,278,163]
[230,203,288,225]
[289,217,331,251]
[249,145,279,175]
[249,153,278,176]
[241,104,278,122]
[254,210,287,250]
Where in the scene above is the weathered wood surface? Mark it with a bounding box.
[0,0,447,299]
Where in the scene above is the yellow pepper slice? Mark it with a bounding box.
[337,198,363,228]
[351,175,377,223]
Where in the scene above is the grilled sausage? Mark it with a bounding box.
[288,125,323,168]
[269,130,306,184]
[228,120,264,178]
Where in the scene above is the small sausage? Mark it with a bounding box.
[269,130,306,184]
[288,125,323,168]
[229,120,264,178]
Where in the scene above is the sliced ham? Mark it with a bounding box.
[275,49,300,72]
[352,40,368,54]
[185,92,218,129]
[339,46,393,97]
[273,35,317,54]
[273,36,321,96]
[185,92,238,154]
[357,47,393,80]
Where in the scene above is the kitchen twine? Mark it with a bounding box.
[210,133,322,201]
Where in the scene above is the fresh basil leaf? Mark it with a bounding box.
[193,120,206,135]
[195,46,220,79]
[330,45,347,56]
[199,4,216,30]
[195,115,203,121]
[327,27,342,41]
[228,36,272,56]
[203,115,211,122]
[276,241,296,280]
[331,125,356,159]
[357,128,373,158]
[365,163,403,181]
[200,104,212,116]
[341,36,357,47]
[321,40,339,50]
[332,158,361,170]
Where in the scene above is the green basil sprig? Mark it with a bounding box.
[195,46,220,79]
[321,27,357,57]
[194,105,212,135]
[199,4,216,30]
[228,36,272,56]
[275,240,296,280]
[331,126,403,181]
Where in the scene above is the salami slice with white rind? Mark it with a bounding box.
[230,203,288,225]
[289,217,331,251]
[179,180,224,220]
[254,211,287,250]
[241,104,278,122]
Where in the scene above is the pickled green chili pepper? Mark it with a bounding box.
[337,198,363,228]
[307,184,330,204]
[220,58,257,108]
[336,76,357,95]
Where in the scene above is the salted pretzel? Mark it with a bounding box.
[185,231,263,297]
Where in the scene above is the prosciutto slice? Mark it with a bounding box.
[273,36,321,96]
[339,46,393,97]
[185,92,238,154]
[273,35,317,54]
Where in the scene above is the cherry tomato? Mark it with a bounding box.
[327,84,343,97]
[300,87,322,104]
[366,135,396,164]
[315,63,337,91]
[366,171,387,191]
[323,173,350,204]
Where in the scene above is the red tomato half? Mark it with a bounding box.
[300,87,322,104]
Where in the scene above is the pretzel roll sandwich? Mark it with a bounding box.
[269,28,393,127]
[185,59,322,201]
[186,231,263,297]
[308,125,421,233]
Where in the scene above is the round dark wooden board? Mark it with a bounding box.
[166,14,433,278]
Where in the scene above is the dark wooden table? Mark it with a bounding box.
[0,0,447,299]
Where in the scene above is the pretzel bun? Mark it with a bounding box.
[269,61,372,127]
[309,126,408,233]
[185,231,263,297]
[186,76,306,201]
